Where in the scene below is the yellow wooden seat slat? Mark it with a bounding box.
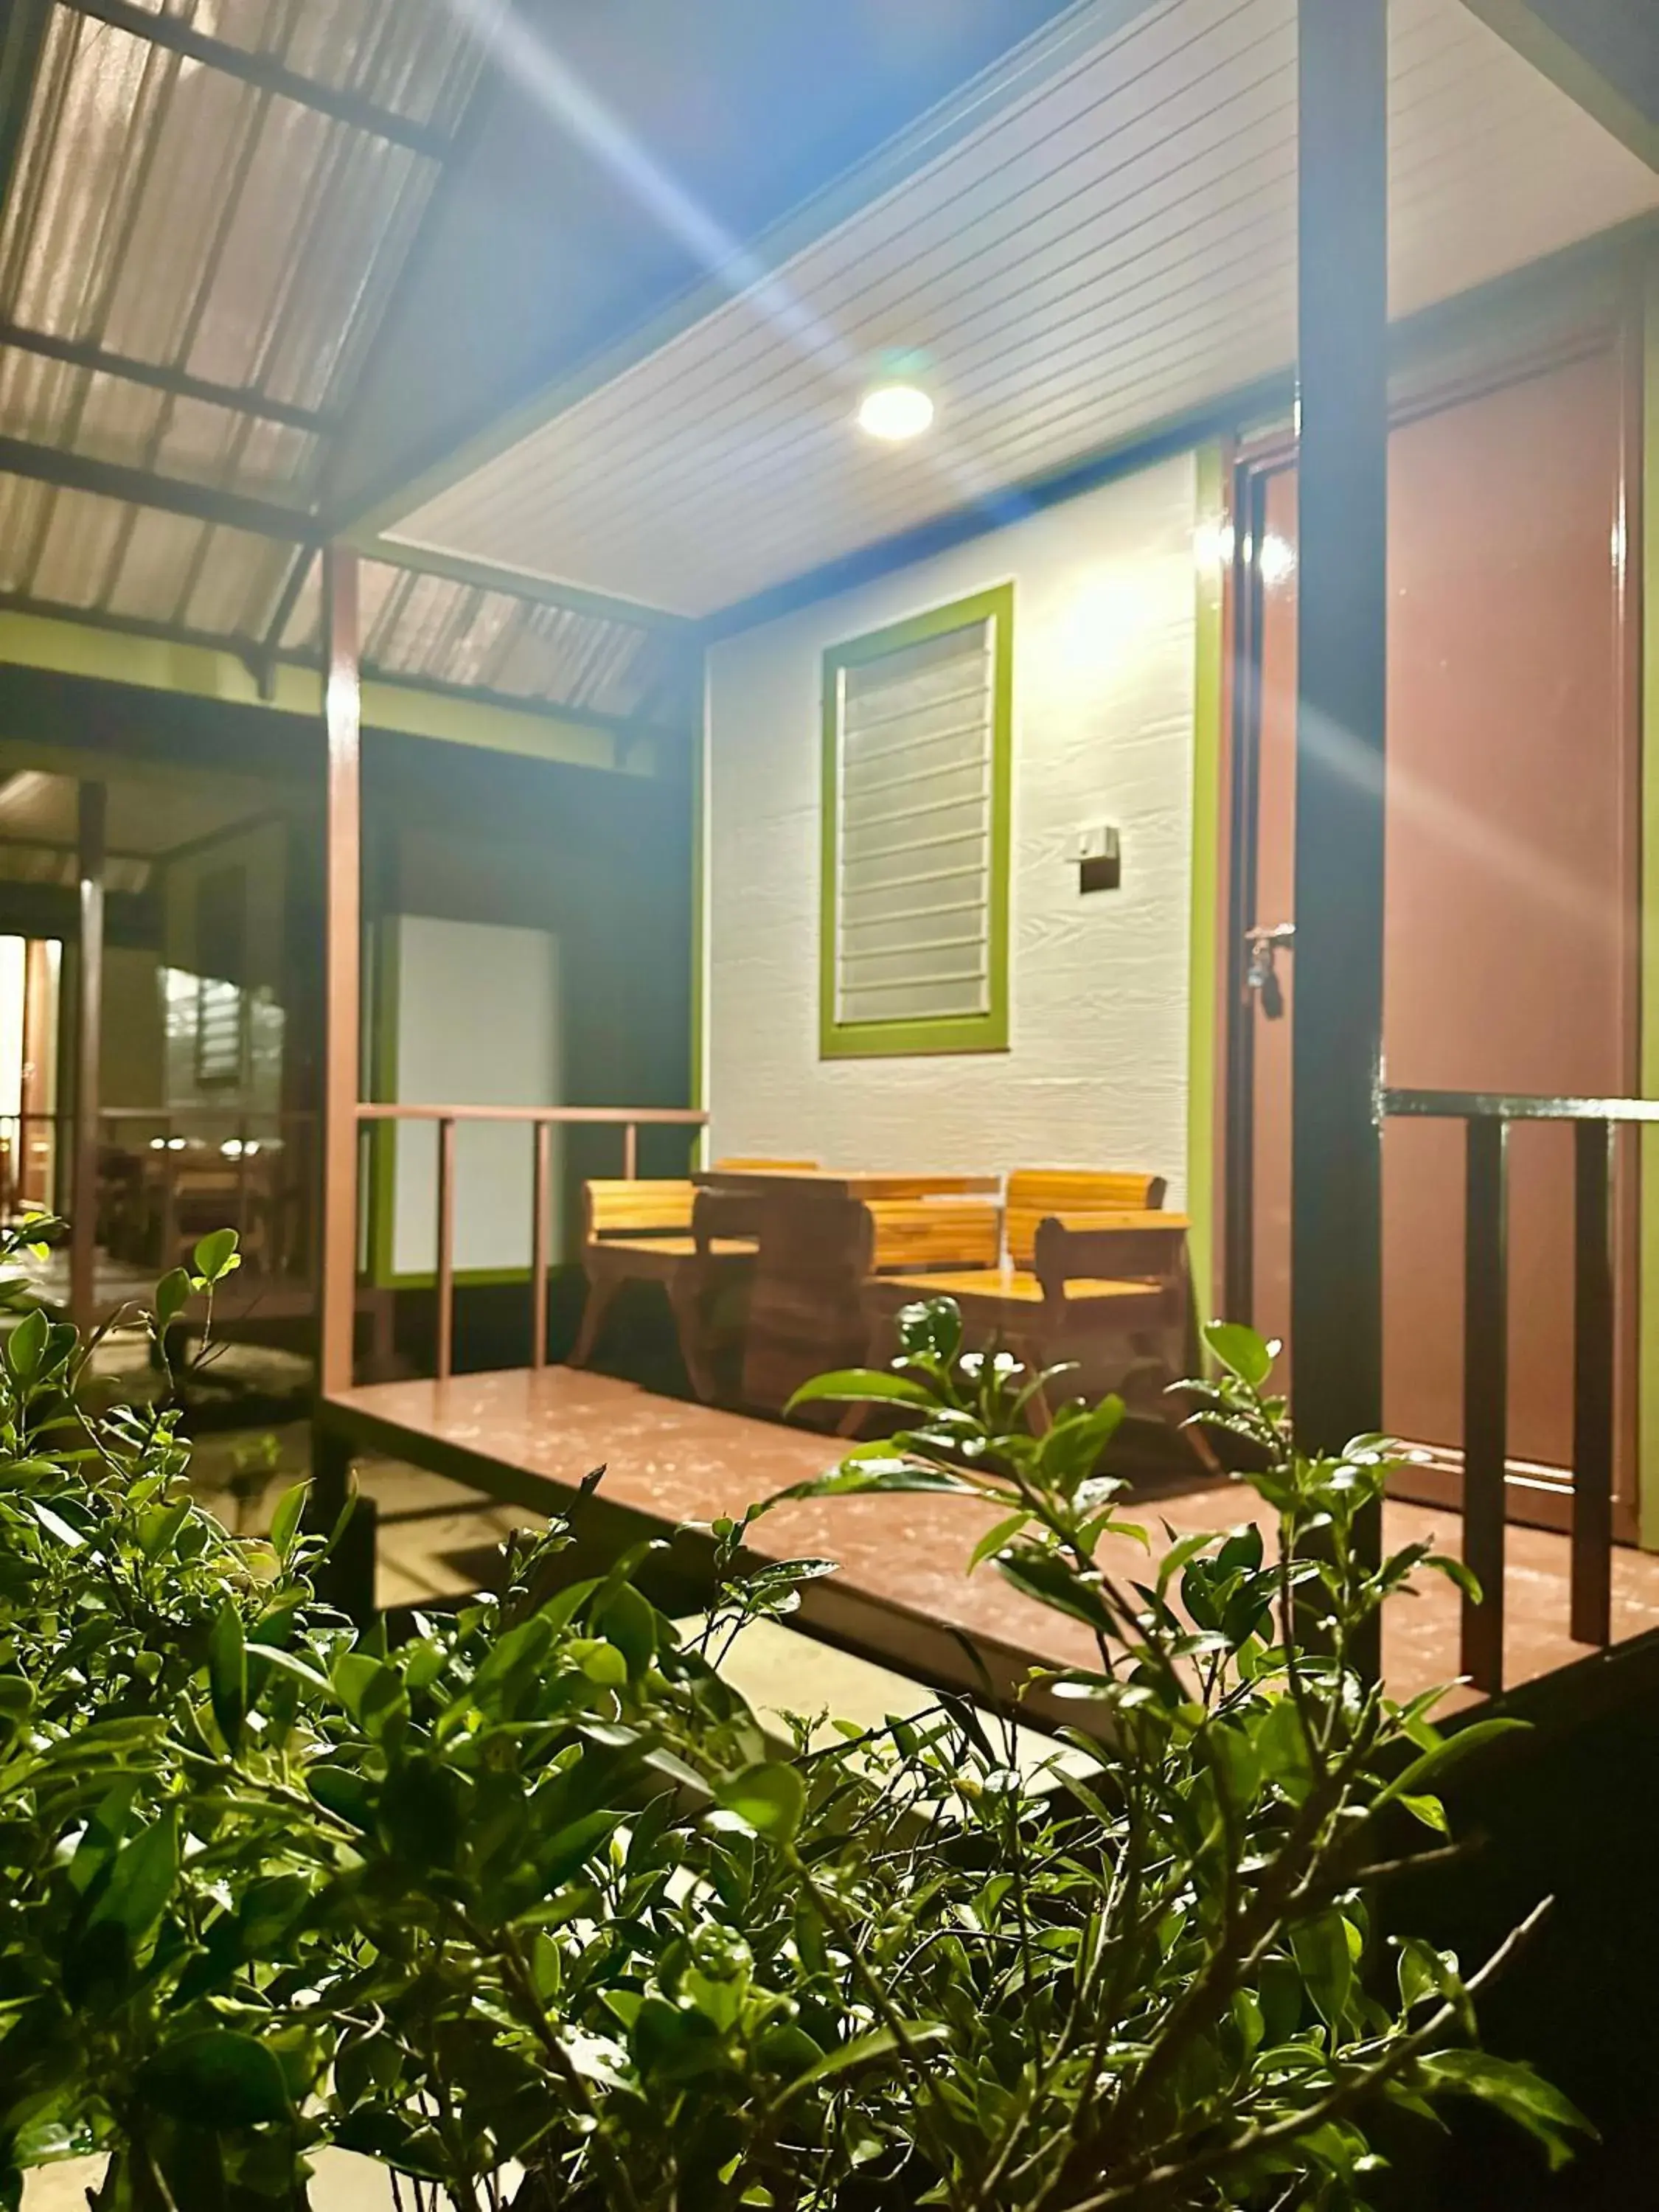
[587,1179,697,1237]
[595,1236,757,1259]
[1005,1168,1166,1270]
[878,1266,1161,1305]
[712,1156,821,1172]
[863,1197,1001,1276]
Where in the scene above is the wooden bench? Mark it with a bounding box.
[860,1169,1191,1421]
[571,1163,817,1400]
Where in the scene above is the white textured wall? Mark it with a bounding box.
[705,452,1200,1200]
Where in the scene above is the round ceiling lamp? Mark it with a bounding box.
[855,360,936,442]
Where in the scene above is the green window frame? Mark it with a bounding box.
[818,582,1013,1060]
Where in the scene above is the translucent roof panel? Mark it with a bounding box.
[0,5,695,726]
[125,0,482,131]
[0,2,479,503]
[280,559,693,728]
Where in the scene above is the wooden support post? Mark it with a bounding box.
[69,781,105,1334]
[318,546,361,1399]
[1290,0,1390,1470]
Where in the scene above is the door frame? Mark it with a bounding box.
[1218,307,1646,1538]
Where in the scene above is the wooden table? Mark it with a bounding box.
[694,1169,999,1415]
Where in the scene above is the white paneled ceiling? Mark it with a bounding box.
[383,0,1659,619]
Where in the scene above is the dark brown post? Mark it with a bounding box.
[318,546,361,1399]
[69,781,105,1333]
[531,1119,551,1371]
[1570,1118,1616,1646]
[1290,1,1390,1625]
[1461,1118,1509,1695]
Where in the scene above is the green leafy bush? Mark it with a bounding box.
[0,1242,1585,2211]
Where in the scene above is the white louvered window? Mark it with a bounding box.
[822,588,1011,1056]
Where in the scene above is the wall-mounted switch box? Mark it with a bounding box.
[1074,824,1121,894]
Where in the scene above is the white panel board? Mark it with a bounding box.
[385,917,563,1278]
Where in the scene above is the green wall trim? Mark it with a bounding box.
[1187,445,1227,1332]
[818,582,1014,1062]
[689,664,709,1140]
[0,609,647,773]
[1641,262,1659,1549]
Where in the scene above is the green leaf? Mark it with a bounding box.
[1037,1398,1125,1485]
[716,1761,806,1841]
[597,1581,658,1680]
[1419,2051,1593,2168]
[192,1228,242,1284]
[208,1599,247,1754]
[153,1268,192,1332]
[268,1479,310,1561]
[309,1764,375,1832]
[1398,1791,1449,1834]
[894,1298,963,1366]
[89,1812,178,1944]
[995,1548,1117,1636]
[1291,1909,1354,2028]
[4,1307,47,1382]
[764,1458,981,1510]
[967,1509,1031,1573]
[1204,1321,1275,1388]
[784,1369,939,1415]
[773,2023,947,2107]
[246,1642,333,1697]
[1382,1716,1531,1805]
[139,2030,292,2127]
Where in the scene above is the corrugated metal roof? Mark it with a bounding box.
[0,4,457,477]
[382,0,1659,617]
[0,1,695,726]
[279,557,692,726]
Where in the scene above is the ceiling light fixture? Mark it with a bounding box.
[856,379,935,443]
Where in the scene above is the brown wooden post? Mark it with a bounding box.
[531,1119,551,1371]
[318,546,361,1399]
[435,1115,456,1383]
[69,781,105,1334]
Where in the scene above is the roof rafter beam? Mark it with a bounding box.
[57,0,453,159]
[355,535,696,635]
[0,318,330,433]
[0,434,318,543]
[0,0,53,218]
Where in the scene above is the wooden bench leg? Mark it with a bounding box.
[570,1270,616,1368]
[669,1271,720,1403]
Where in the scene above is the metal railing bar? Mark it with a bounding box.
[531,1121,551,1374]
[434,1117,456,1385]
[355,1105,708,1126]
[1570,1119,1615,1649]
[1461,1117,1508,1697]
[1384,1089,1659,1124]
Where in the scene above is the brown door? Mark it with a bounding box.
[1231,340,1637,1527]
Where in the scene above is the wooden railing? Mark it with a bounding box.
[1382,1088,1659,1695]
[354,1104,709,1382]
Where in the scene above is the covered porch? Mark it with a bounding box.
[288,0,1659,1715]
